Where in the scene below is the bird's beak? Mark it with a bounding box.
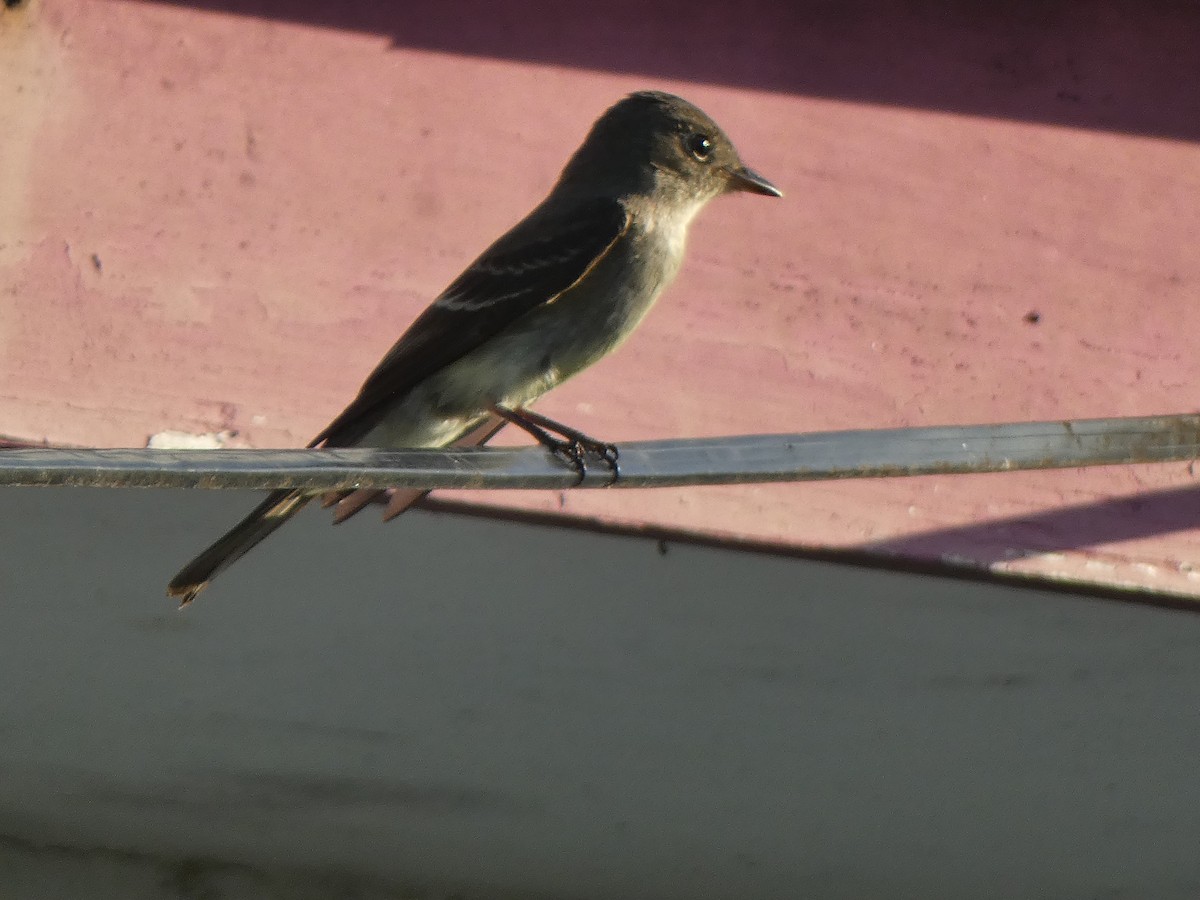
[727,165,782,198]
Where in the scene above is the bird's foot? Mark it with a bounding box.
[491,405,620,485]
[545,436,619,486]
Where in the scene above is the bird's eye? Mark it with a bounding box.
[687,133,714,162]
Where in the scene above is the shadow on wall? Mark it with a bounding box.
[860,483,1200,565]
[140,0,1200,141]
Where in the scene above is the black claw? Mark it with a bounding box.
[571,440,620,486]
[550,439,587,486]
[596,443,620,485]
[569,439,619,486]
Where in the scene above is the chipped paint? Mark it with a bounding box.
[147,430,235,450]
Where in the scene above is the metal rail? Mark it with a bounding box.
[0,414,1196,491]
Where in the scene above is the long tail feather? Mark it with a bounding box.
[168,414,508,604]
[167,489,311,606]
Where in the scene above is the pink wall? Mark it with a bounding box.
[3,0,1200,595]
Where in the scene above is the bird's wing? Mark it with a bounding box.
[310,196,630,448]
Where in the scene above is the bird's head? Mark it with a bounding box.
[558,90,781,203]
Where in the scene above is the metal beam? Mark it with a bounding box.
[0,414,1196,491]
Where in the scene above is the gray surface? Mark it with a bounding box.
[0,488,1198,899]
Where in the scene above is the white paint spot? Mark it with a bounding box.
[146,430,235,450]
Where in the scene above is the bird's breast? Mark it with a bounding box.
[553,224,683,352]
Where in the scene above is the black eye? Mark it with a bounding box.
[687,133,714,162]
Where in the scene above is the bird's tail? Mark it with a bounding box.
[167,489,311,606]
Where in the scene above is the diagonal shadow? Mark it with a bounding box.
[859,483,1200,565]
[135,0,1200,142]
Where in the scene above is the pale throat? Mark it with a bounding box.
[629,188,708,264]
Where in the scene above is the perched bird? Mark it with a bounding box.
[168,90,780,605]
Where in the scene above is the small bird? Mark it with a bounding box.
[168,90,780,604]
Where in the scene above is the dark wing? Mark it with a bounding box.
[310,196,630,448]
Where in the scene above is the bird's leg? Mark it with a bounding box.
[490,406,620,485]
[491,405,587,484]
[511,407,620,480]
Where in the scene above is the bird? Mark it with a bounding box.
[168,90,780,605]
